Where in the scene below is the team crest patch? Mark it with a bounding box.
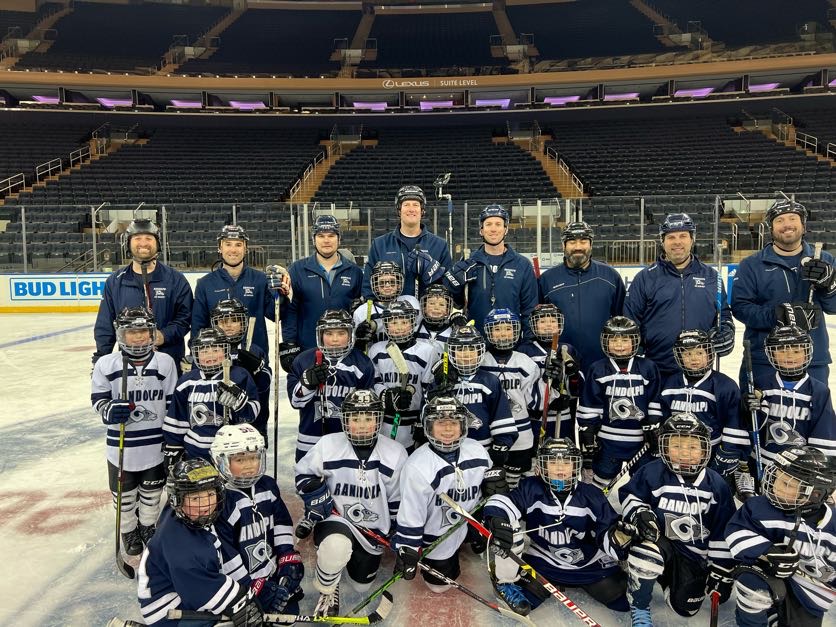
[503,268,517,280]
[243,286,255,297]
[340,276,352,287]
[345,502,380,524]
[692,277,705,289]
[153,287,167,299]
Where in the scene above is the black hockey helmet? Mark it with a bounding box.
[479,204,510,227]
[765,198,807,230]
[312,214,341,238]
[190,328,230,375]
[536,437,582,493]
[210,298,249,345]
[529,303,564,343]
[659,413,712,477]
[382,300,418,343]
[447,324,486,376]
[763,446,836,515]
[316,309,355,360]
[217,224,249,243]
[167,458,226,529]
[422,395,469,453]
[370,260,404,303]
[341,389,384,446]
[673,329,714,377]
[601,316,640,360]
[561,221,594,244]
[765,324,812,377]
[659,213,696,242]
[420,283,453,326]
[114,305,156,358]
[395,185,426,213]
[126,218,160,250]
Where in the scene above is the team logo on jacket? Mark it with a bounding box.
[692,277,705,289]
[190,403,224,427]
[152,287,166,299]
[243,286,255,297]
[610,398,644,421]
[768,421,806,447]
[341,276,352,287]
[129,405,157,423]
[552,547,584,565]
[503,269,516,280]
[244,539,271,572]
[345,502,380,524]
[664,513,708,542]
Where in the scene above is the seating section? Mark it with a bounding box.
[14,2,229,72]
[0,6,45,38]
[0,122,91,185]
[362,12,498,71]
[650,0,832,46]
[791,109,836,151]
[179,8,357,77]
[506,0,666,60]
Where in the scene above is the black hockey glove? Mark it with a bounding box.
[227,588,264,627]
[609,520,639,550]
[180,354,193,373]
[775,301,821,331]
[542,352,562,383]
[708,323,735,358]
[578,425,599,469]
[486,517,515,552]
[443,260,477,289]
[431,356,459,390]
[382,387,412,415]
[217,381,248,411]
[705,563,734,603]
[743,389,766,414]
[448,312,469,328]
[101,399,135,425]
[354,320,376,345]
[275,551,305,591]
[236,349,265,376]
[278,342,301,374]
[488,443,510,468]
[562,351,580,378]
[482,466,509,498]
[394,546,420,580]
[734,463,756,501]
[408,247,444,285]
[710,447,740,478]
[761,544,800,579]
[162,444,184,477]
[628,508,660,543]
[643,422,661,458]
[299,478,333,524]
[301,362,329,389]
[466,523,487,554]
[801,256,836,292]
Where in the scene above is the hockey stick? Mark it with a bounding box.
[385,340,412,439]
[715,241,723,370]
[439,493,603,627]
[350,497,487,614]
[364,299,373,355]
[245,316,256,351]
[601,441,649,496]
[742,340,763,482]
[266,264,288,474]
[709,590,720,627]
[807,241,824,305]
[413,244,421,297]
[539,330,560,442]
[115,354,136,580]
[343,515,537,627]
[222,357,232,425]
[139,260,152,311]
[168,590,394,625]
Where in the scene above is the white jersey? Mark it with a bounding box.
[91,351,177,471]
[481,351,541,452]
[369,338,439,449]
[295,433,408,547]
[352,296,422,345]
[393,438,490,560]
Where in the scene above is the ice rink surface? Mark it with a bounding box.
[0,312,834,627]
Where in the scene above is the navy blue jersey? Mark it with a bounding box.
[138,505,242,626]
[163,367,259,460]
[726,497,836,616]
[752,372,836,465]
[620,459,735,567]
[287,347,375,461]
[485,478,622,585]
[517,340,583,437]
[215,475,295,584]
[577,356,661,458]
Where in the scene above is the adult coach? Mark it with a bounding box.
[280,215,363,371]
[362,184,451,299]
[538,221,626,367]
[444,204,538,338]
[625,213,734,377]
[192,224,284,359]
[732,199,836,384]
[93,218,193,368]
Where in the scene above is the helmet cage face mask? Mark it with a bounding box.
[484,312,521,351]
[383,306,417,343]
[659,432,711,477]
[673,332,714,377]
[448,333,485,376]
[210,302,249,346]
[420,289,453,326]
[537,444,581,493]
[342,409,383,446]
[423,400,468,453]
[766,337,812,377]
[371,265,404,303]
[210,425,267,489]
[316,317,355,361]
[601,330,639,360]
[192,332,230,375]
[530,305,563,343]
[114,308,156,358]
[168,461,226,529]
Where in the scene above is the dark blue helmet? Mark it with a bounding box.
[765,198,807,229]
[479,204,510,226]
[395,185,426,212]
[561,221,594,243]
[312,214,341,237]
[126,218,160,248]
[659,213,696,241]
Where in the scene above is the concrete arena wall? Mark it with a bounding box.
[0,266,736,313]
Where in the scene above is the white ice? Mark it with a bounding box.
[0,313,834,627]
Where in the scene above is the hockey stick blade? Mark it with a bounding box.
[602,442,649,496]
[168,590,393,625]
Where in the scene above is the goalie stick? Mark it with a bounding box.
[168,590,394,625]
[385,340,412,439]
[439,493,603,627]
[115,354,136,580]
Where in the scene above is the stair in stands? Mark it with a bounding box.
[168,7,246,72]
[512,137,586,199]
[291,140,356,204]
[629,0,684,48]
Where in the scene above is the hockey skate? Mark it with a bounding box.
[314,583,340,619]
[493,580,532,616]
[138,523,156,546]
[121,528,143,556]
[630,606,653,627]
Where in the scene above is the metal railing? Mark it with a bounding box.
[35,158,62,182]
[827,143,835,161]
[795,131,818,153]
[69,144,91,167]
[0,172,25,197]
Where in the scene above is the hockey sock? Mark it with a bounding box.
[137,486,163,527]
[113,487,138,533]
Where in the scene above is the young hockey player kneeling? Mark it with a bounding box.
[138,458,263,626]
[617,413,735,626]
[482,437,628,617]
[725,446,836,627]
[211,425,303,616]
[294,390,408,618]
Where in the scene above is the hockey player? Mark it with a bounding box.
[288,309,375,462]
[577,316,661,489]
[428,324,517,469]
[618,413,736,626]
[725,445,836,627]
[210,298,273,445]
[517,303,583,441]
[481,308,539,488]
[744,325,836,471]
[369,300,438,450]
[658,330,750,492]
[92,306,177,555]
[138,458,264,626]
[483,437,629,616]
[294,390,408,618]
[443,204,538,339]
[163,328,259,465]
[415,283,463,346]
[210,424,303,616]
[392,395,500,592]
[353,260,421,352]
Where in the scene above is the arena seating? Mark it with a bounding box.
[505,0,667,60]
[0,6,47,38]
[179,8,358,77]
[790,109,836,152]
[14,2,229,72]
[649,0,832,46]
[0,122,92,186]
[361,12,499,73]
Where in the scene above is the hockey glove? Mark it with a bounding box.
[482,466,509,498]
[162,444,184,477]
[275,551,305,591]
[217,382,248,412]
[408,248,444,285]
[542,352,562,384]
[801,256,836,292]
[578,425,599,469]
[466,523,488,554]
[382,387,411,416]
[643,422,661,458]
[628,508,660,543]
[394,546,420,580]
[180,354,193,373]
[299,478,333,524]
[267,269,290,296]
[300,362,329,389]
[775,301,821,331]
[488,443,510,468]
[257,579,293,614]
[710,447,740,477]
[431,357,459,390]
[226,588,264,627]
[101,399,135,425]
[609,520,639,550]
[278,342,301,374]
[761,544,800,579]
[708,323,736,358]
[744,389,766,414]
[448,312,469,328]
[705,563,734,604]
[443,260,477,289]
[486,517,515,552]
[563,352,580,378]
[354,320,376,345]
[236,349,265,376]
